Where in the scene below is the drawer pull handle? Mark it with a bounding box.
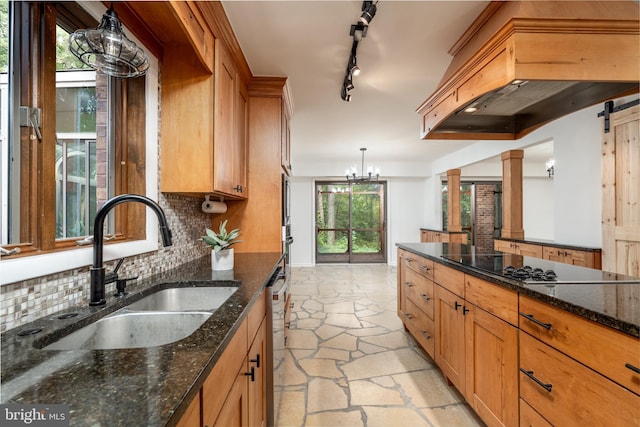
[250,353,260,368]
[520,368,552,392]
[404,281,414,288]
[403,312,414,320]
[454,301,462,310]
[462,306,470,315]
[419,265,430,272]
[519,312,552,330]
[625,363,640,374]
[420,330,431,340]
[420,293,431,301]
[244,367,255,382]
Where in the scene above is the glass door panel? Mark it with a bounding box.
[316,181,386,263]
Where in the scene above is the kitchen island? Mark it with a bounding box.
[1,252,282,426]
[397,242,639,427]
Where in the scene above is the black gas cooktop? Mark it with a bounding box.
[441,253,559,282]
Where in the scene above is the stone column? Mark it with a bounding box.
[501,150,524,239]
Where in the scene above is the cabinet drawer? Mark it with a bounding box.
[401,251,434,280]
[519,332,640,426]
[519,296,640,394]
[434,263,465,297]
[402,298,435,359]
[401,268,434,319]
[519,398,551,427]
[465,275,518,326]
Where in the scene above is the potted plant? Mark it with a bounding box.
[201,220,242,270]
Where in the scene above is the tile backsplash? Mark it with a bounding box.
[0,193,211,333]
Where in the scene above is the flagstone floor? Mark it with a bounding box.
[276,264,485,427]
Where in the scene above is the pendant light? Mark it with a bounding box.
[346,148,380,183]
[69,5,149,78]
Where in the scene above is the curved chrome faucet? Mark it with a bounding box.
[90,194,173,306]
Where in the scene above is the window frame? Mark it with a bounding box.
[2,1,159,285]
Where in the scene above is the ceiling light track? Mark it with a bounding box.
[341,1,378,102]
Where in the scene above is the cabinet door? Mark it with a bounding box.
[542,246,564,263]
[177,391,201,427]
[516,242,542,258]
[213,360,249,427]
[214,40,238,196]
[434,285,465,392]
[281,96,291,174]
[233,77,248,196]
[494,239,514,254]
[248,319,267,427]
[519,332,640,427]
[465,304,518,427]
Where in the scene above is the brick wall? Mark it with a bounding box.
[475,184,496,252]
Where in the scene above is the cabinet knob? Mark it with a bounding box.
[419,265,430,272]
[404,281,414,288]
[420,330,431,340]
[462,306,470,315]
[420,293,431,301]
[454,301,462,310]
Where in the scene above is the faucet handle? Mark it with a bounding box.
[104,258,125,285]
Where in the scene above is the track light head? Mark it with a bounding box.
[341,85,352,102]
[360,2,377,25]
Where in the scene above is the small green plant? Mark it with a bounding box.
[201,220,242,252]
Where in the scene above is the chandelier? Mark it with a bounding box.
[346,148,380,182]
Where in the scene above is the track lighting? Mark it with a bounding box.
[340,2,378,102]
[360,1,377,25]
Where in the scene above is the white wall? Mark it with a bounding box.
[289,98,626,265]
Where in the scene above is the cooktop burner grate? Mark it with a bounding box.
[504,265,557,281]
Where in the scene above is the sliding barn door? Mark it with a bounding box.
[601,103,640,277]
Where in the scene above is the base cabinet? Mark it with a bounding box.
[519,332,640,426]
[465,304,518,427]
[434,284,466,391]
[176,290,267,427]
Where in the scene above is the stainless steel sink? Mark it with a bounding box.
[43,310,212,350]
[126,286,238,311]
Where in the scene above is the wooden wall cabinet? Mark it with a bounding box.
[158,5,248,199]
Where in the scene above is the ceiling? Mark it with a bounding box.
[221,1,551,176]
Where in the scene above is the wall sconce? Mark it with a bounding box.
[546,158,555,177]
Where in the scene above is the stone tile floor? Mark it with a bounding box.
[276,264,485,427]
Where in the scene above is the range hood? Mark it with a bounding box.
[417,1,640,140]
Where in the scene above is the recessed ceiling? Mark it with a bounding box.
[222,1,489,173]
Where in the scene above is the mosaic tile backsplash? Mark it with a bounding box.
[0,193,212,333]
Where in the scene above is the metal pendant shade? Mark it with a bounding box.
[69,6,149,78]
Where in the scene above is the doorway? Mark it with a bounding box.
[442,181,502,252]
[315,181,386,263]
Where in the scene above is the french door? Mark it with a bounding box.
[315,181,386,263]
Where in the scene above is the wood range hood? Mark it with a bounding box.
[417,1,640,140]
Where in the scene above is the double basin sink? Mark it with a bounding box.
[43,286,238,351]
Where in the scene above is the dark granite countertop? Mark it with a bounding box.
[495,236,601,252]
[420,228,467,235]
[397,242,639,337]
[1,252,283,426]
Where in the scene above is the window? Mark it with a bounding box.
[1,1,159,283]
